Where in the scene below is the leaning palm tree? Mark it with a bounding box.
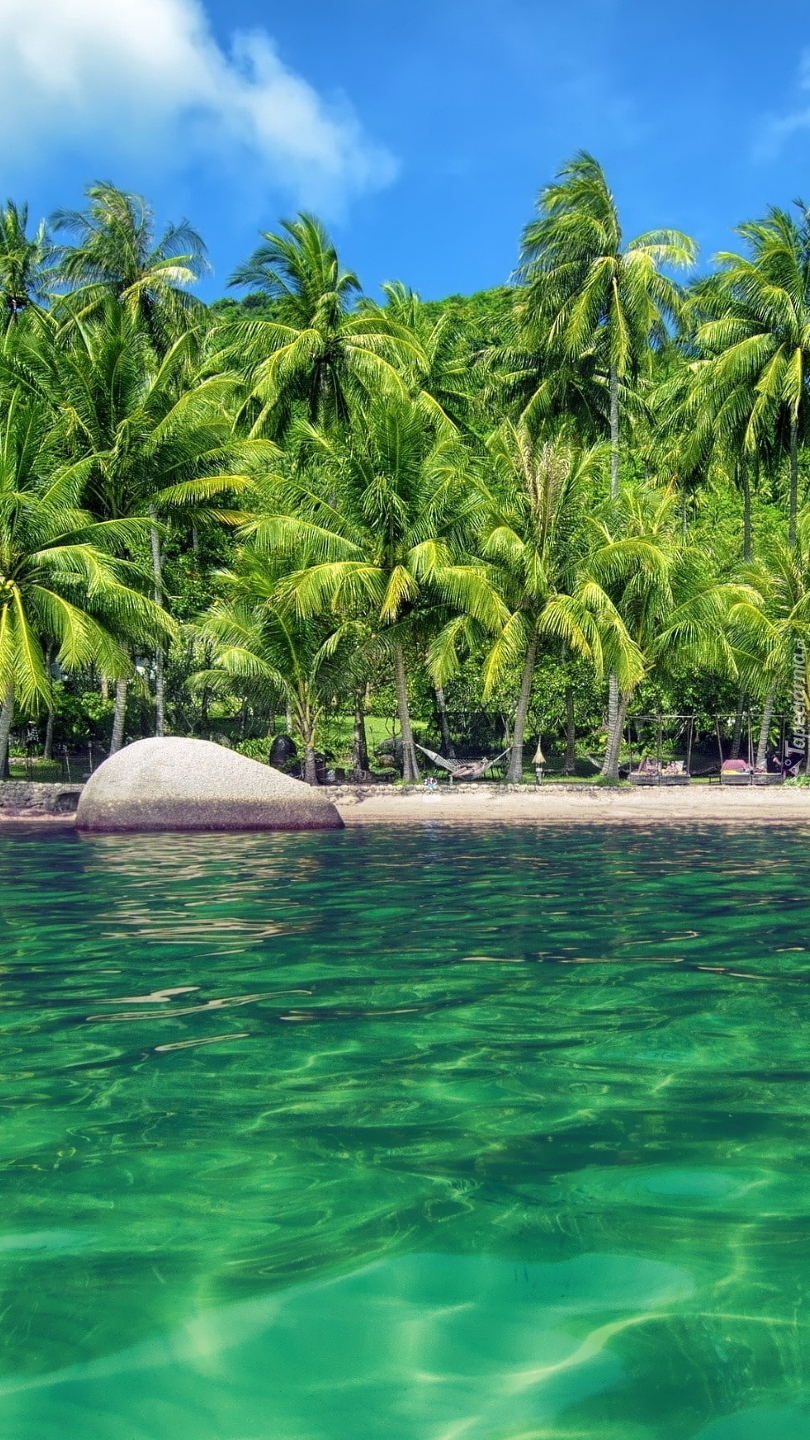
[430,422,642,780]
[52,182,209,351]
[0,201,55,329]
[517,151,697,497]
[223,214,417,437]
[688,205,810,547]
[0,389,174,776]
[243,395,502,780]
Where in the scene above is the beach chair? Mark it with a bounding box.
[659,759,690,786]
[629,756,661,786]
[629,756,691,787]
[720,759,752,786]
[753,767,783,786]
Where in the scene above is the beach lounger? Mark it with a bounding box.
[630,758,690,786]
[629,757,660,786]
[720,759,752,785]
[659,760,690,786]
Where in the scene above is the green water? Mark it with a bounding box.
[1,824,810,1439]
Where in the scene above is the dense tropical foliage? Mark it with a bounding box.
[4,159,810,783]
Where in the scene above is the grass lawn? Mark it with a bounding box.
[7,759,64,782]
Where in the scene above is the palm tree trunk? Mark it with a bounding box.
[756,688,776,769]
[0,680,14,780]
[564,683,576,774]
[43,708,54,762]
[789,413,799,549]
[153,650,165,736]
[609,361,620,501]
[109,678,127,756]
[299,698,320,785]
[304,745,318,785]
[352,690,369,777]
[506,633,538,783]
[602,690,630,778]
[742,463,752,562]
[394,644,419,782]
[731,691,745,759]
[434,684,455,758]
[42,644,54,762]
[150,511,165,737]
[607,363,622,728]
[601,673,620,776]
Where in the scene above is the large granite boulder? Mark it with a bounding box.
[75,737,343,833]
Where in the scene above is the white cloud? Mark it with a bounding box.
[753,48,810,162]
[0,0,396,207]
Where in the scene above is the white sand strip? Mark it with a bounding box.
[332,782,810,826]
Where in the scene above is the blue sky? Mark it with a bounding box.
[3,0,810,301]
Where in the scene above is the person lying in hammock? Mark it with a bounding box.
[415,743,511,779]
[448,756,491,780]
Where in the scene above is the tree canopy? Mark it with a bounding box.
[2,169,810,784]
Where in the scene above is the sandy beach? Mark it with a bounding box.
[332,781,810,826]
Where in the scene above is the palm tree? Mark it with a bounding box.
[494,329,610,441]
[243,395,502,780]
[587,484,747,776]
[52,183,209,350]
[358,282,473,433]
[430,422,642,780]
[5,301,260,744]
[224,214,416,436]
[0,389,173,776]
[196,555,362,784]
[689,206,810,547]
[660,345,762,562]
[517,151,697,498]
[729,523,810,768]
[518,153,697,751]
[0,202,55,328]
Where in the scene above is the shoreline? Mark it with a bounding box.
[4,782,810,829]
[333,782,810,826]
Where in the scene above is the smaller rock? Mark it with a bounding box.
[269,733,297,768]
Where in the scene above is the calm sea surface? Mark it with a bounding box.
[0,823,809,1439]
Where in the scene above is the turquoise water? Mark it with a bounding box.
[1,823,810,1439]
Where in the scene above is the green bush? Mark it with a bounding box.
[235,738,270,763]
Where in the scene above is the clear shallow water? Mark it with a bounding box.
[1,823,810,1439]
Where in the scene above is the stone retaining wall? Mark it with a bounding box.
[329,781,584,801]
[0,782,84,817]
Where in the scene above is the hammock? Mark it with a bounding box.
[415,743,512,780]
